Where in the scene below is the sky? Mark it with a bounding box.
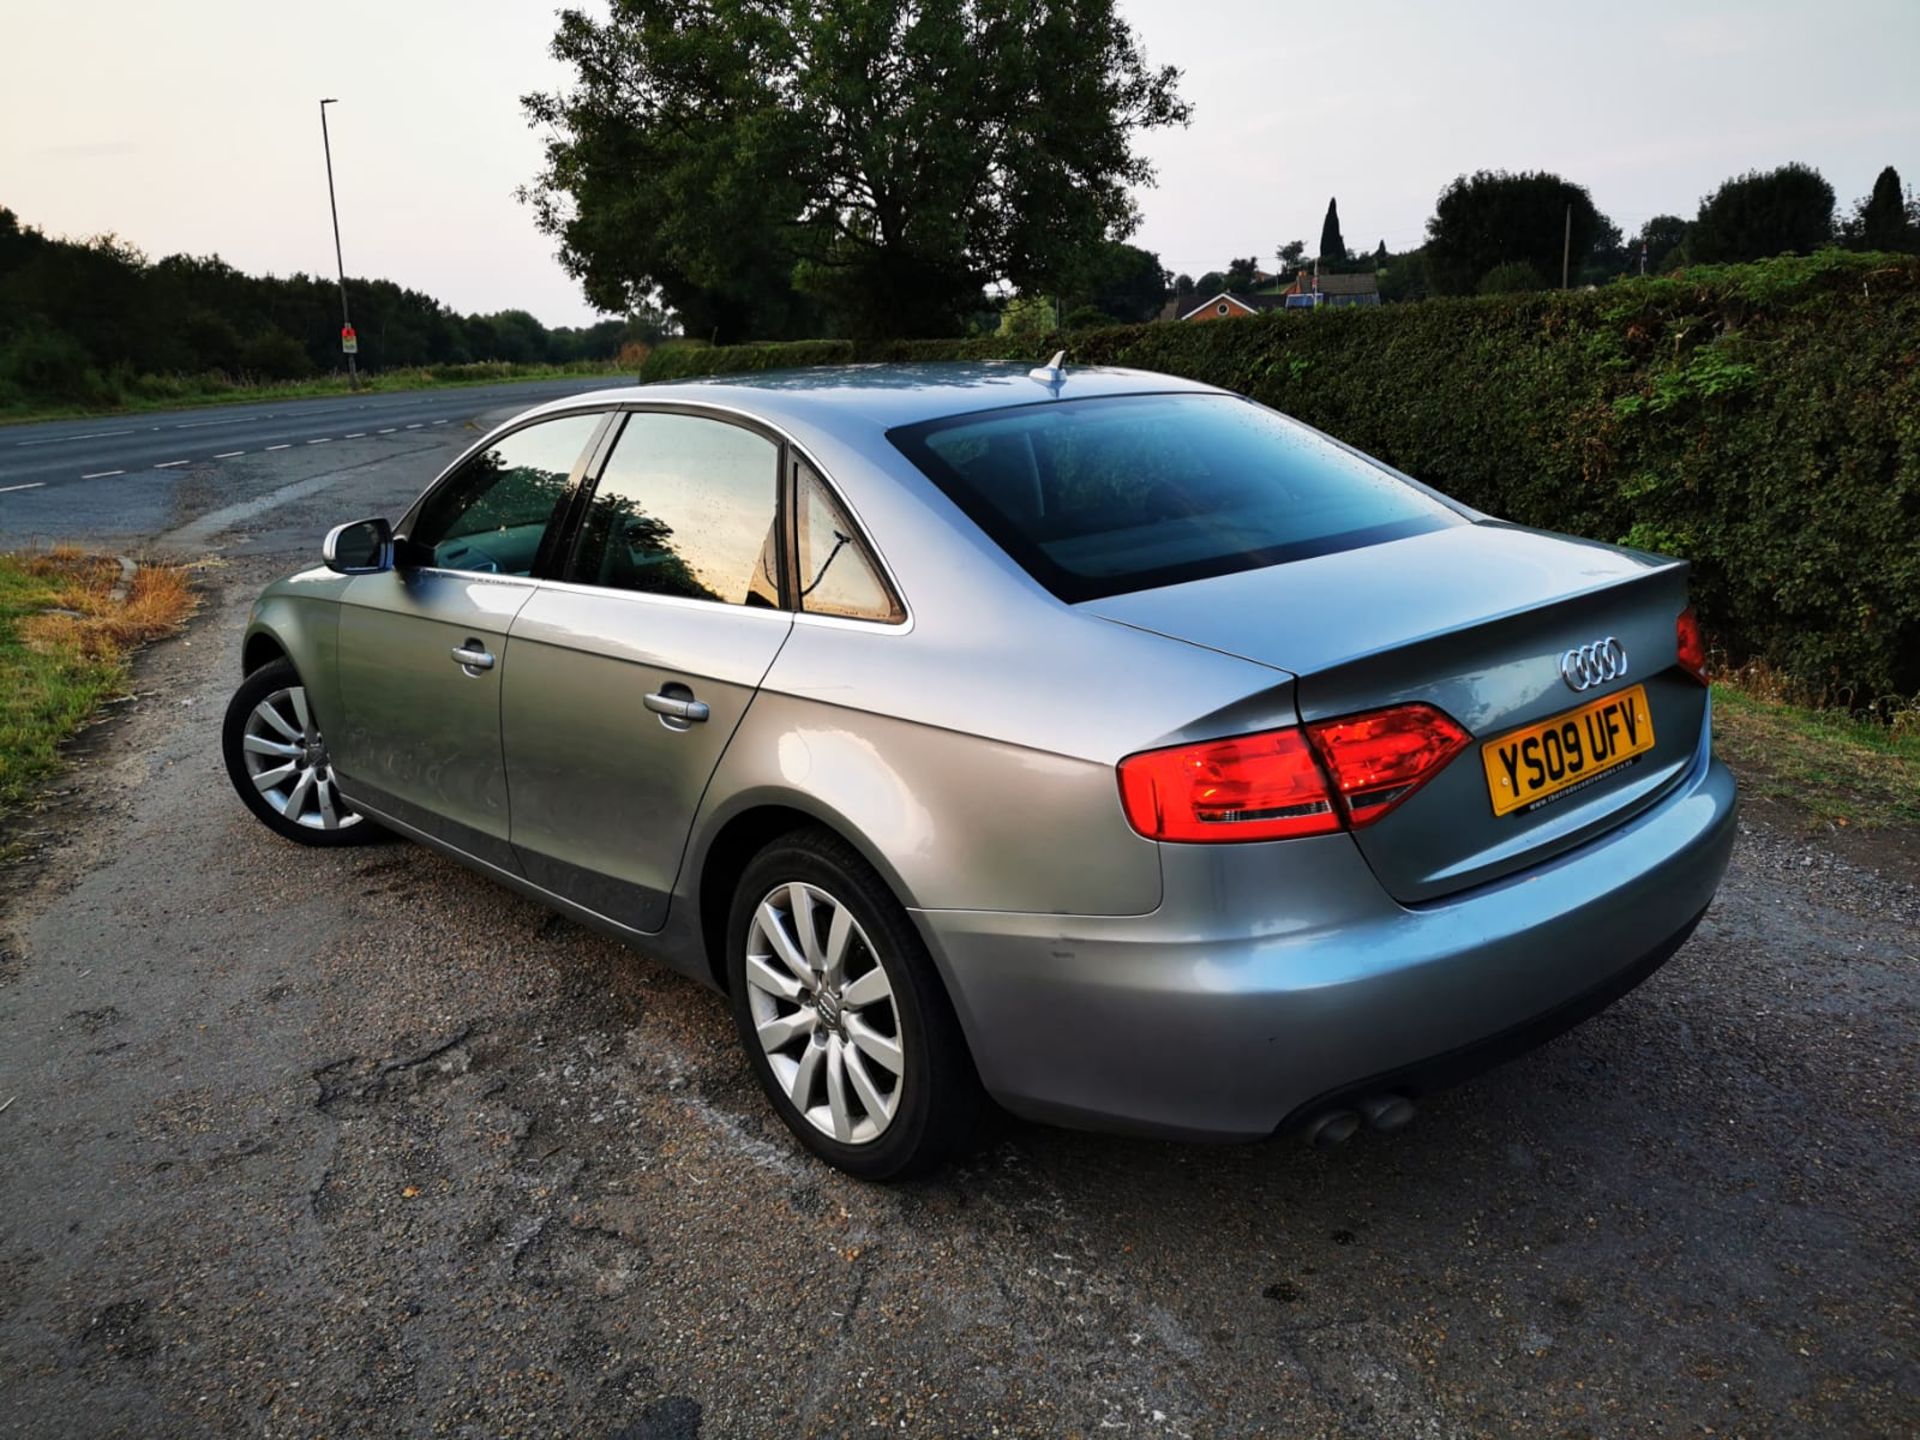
[4,0,1917,327]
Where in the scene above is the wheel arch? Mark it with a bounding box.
[690,793,925,997]
[241,628,289,675]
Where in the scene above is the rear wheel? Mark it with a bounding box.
[726,829,982,1179]
[221,658,387,847]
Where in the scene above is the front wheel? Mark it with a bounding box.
[221,658,388,847]
[727,829,983,1180]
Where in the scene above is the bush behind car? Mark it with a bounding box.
[644,251,1920,712]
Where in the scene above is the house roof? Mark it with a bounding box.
[1314,272,1381,296]
[1176,291,1287,321]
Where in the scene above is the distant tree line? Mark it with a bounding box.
[0,204,661,403]
[1162,163,1917,314]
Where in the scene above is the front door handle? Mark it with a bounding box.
[451,642,495,673]
[644,690,710,723]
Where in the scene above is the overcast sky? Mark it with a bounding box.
[5,0,1916,326]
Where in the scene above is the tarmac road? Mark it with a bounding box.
[0,378,627,546]
[0,425,1916,1437]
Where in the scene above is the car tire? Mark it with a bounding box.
[726,828,984,1180]
[221,658,389,847]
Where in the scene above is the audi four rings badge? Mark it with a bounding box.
[1560,637,1628,691]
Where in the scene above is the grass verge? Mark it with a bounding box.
[0,360,634,427]
[1712,681,1920,831]
[0,549,198,820]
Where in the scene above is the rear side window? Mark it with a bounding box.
[796,462,903,623]
[571,412,782,607]
[888,393,1461,601]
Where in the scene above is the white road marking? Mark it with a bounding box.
[154,459,190,469]
[432,419,450,425]
[266,444,291,451]
[13,428,135,447]
[306,437,333,445]
[405,423,424,429]
[80,469,126,480]
[170,416,252,431]
[345,432,365,438]
[214,450,245,459]
[0,482,47,493]
[376,427,396,434]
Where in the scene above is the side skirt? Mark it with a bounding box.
[341,792,717,989]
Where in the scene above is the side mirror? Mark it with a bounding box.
[322,517,394,575]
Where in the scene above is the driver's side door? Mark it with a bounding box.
[329,410,608,870]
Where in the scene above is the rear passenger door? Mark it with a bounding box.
[501,409,792,933]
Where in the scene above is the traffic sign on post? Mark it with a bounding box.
[341,324,358,355]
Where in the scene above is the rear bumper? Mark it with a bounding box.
[916,731,1737,1141]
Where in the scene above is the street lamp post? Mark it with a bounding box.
[318,98,358,391]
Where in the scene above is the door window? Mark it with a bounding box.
[571,413,781,608]
[407,412,603,575]
[795,462,902,623]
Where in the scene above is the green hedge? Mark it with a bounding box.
[641,253,1920,707]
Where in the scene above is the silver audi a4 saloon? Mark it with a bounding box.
[223,361,1737,1178]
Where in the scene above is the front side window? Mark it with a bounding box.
[571,412,781,607]
[888,393,1462,602]
[407,413,603,575]
[796,463,902,623]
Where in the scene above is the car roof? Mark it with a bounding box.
[522,361,1228,435]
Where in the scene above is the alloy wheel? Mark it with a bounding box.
[744,881,904,1145]
[239,685,360,832]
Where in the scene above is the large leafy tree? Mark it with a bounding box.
[1060,241,1168,323]
[1423,170,1612,295]
[521,0,1190,341]
[1633,214,1691,272]
[1689,163,1834,263]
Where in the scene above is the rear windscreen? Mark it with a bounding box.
[888,393,1462,601]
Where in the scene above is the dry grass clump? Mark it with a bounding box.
[0,547,199,815]
[17,549,198,662]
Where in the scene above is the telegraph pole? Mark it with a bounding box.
[1562,204,1572,289]
[318,98,359,390]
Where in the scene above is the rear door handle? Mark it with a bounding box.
[644,691,710,723]
[451,642,495,673]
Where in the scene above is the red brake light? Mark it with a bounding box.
[1117,704,1470,843]
[1117,727,1340,842]
[1676,606,1708,684]
[1305,704,1472,828]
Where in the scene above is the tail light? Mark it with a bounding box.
[1117,704,1470,843]
[1676,606,1708,685]
[1307,704,1473,826]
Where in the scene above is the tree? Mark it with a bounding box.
[1845,165,1916,253]
[1377,248,1432,302]
[1224,256,1259,290]
[1423,170,1613,295]
[1318,198,1346,263]
[1633,215,1691,272]
[1477,260,1545,295]
[1193,270,1227,297]
[1690,163,1834,263]
[521,0,1191,341]
[1276,239,1306,270]
[1061,241,1168,323]
[996,294,1057,338]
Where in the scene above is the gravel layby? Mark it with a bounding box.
[1,439,1917,1437]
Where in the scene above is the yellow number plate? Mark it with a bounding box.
[1481,683,1655,817]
